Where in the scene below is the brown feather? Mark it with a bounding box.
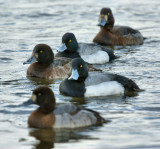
[28,108,55,129]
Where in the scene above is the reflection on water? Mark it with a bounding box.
[29,127,99,149]
[70,97,88,105]
[29,129,56,149]
[27,76,55,86]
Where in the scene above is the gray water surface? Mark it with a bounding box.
[0,0,160,149]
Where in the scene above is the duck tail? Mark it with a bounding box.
[85,108,110,125]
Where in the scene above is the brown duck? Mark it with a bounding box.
[23,44,99,79]
[93,8,143,46]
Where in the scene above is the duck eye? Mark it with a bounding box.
[69,40,72,42]
[80,65,83,68]
[40,50,43,53]
[38,93,42,96]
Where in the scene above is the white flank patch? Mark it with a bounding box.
[81,51,109,64]
[85,81,125,97]
[53,110,97,128]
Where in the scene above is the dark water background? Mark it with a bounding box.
[0,0,160,148]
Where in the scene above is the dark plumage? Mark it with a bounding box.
[60,58,141,97]
[56,32,116,64]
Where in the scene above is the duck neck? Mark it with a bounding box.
[38,104,54,114]
[78,71,88,82]
[34,62,52,70]
[101,25,113,32]
[62,50,80,58]
[38,60,53,67]
[36,61,53,68]
[77,75,87,82]
[36,53,53,66]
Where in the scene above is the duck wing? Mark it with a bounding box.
[113,74,140,92]
[85,72,115,86]
[113,25,140,36]
[54,57,72,67]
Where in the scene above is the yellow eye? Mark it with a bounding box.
[69,40,71,42]
[80,65,83,68]
[38,93,41,96]
[108,13,110,15]
[40,50,43,53]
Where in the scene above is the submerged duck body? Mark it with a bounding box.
[56,32,116,64]
[60,58,140,97]
[28,86,105,128]
[93,8,143,46]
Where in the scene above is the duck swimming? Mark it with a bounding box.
[60,58,141,97]
[56,32,116,64]
[93,8,143,46]
[28,86,106,128]
[23,44,100,79]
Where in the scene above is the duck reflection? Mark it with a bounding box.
[29,128,55,149]
[69,92,138,107]
[29,127,98,149]
[70,97,87,105]
[27,76,56,86]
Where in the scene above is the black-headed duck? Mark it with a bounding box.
[60,58,141,97]
[56,32,116,64]
[93,8,143,46]
[28,86,105,128]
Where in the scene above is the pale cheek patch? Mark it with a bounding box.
[85,81,124,97]
[35,53,38,59]
[104,15,108,22]
[31,94,37,103]
[81,51,109,64]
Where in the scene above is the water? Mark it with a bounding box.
[0,0,160,148]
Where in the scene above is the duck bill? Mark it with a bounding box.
[68,69,79,80]
[23,54,37,65]
[58,43,67,52]
[97,17,107,27]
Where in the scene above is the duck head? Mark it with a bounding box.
[31,86,56,113]
[68,58,88,82]
[23,44,54,66]
[58,33,79,53]
[98,8,115,27]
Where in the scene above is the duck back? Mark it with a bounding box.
[53,103,105,128]
[56,51,80,59]
[93,26,143,46]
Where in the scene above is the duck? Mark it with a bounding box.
[60,58,141,97]
[23,44,100,79]
[28,86,106,128]
[56,32,116,64]
[93,8,143,46]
